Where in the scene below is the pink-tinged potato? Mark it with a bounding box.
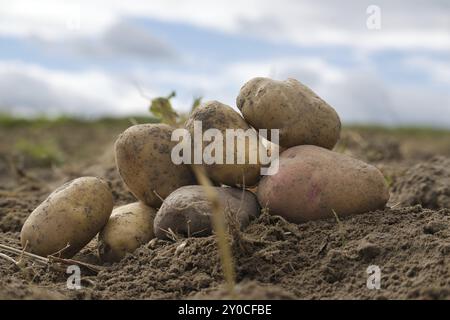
[115,124,196,207]
[20,177,113,258]
[257,145,390,223]
[98,202,156,263]
[237,77,341,149]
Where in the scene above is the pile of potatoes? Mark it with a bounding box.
[20,77,390,263]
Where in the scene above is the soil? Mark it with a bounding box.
[1,124,450,300]
[390,156,450,209]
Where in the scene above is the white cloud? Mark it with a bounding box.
[389,86,450,127]
[129,56,345,114]
[0,57,449,127]
[31,19,177,61]
[131,56,450,127]
[0,1,114,39]
[224,57,345,87]
[306,68,450,127]
[0,61,150,116]
[405,57,450,85]
[2,0,450,51]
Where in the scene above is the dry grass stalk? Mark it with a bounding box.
[0,243,105,274]
[191,166,236,297]
[331,209,346,246]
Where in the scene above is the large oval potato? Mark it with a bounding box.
[154,185,260,239]
[115,124,196,207]
[185,101,262,187]
[20,177,113,258]
[257,145,389,223]
[237,77,341,149]
[98,202,156,263]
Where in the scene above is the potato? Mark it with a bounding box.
[185,100,262,187]
[20,177,113,258]
[98,202,156,262]
[154,185,260,239]
[237,77,341,149]
[257,145,389,223]
[115,123,196,207]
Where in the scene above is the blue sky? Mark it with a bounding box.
[0,0,449,126]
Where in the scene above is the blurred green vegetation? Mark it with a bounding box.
[0,112,449,169]
[148,91,202,127]
[2,112,449,137]
[0,113,161,168]
[0,113,160,129]
[344,124,450,137]
[149,91,179,126]
[14,138,64,167]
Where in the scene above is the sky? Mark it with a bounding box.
[0,0,449,126]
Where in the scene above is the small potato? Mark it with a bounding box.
[98,202,156,263]
[257,145,390,223]
[237,77,341,149]
[154,185,260,239]
[115,124,196,207]
[20,177,113,258]
[185,101,262,187]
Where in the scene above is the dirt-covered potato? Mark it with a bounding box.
[20,177,113,258]
[154,185,260,239]
[185,101,262,187]
[258,145,390,223]
[115,124,196,207]
[237,77,341,149]
[98,202,156,263]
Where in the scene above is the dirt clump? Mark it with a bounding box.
[0,281,67,300]
[193,281,296,300]
[391,156,450,209]
[337,131,402,162]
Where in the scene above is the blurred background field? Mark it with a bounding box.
[1,114,449,171]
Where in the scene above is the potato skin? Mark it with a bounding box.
[154,185,260,239]
[257,145,390,223]
[98,202,156,263]
[237,77,341,149]
[115,124,196,207]
[185,101,262,187]
[20,177,113,258]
